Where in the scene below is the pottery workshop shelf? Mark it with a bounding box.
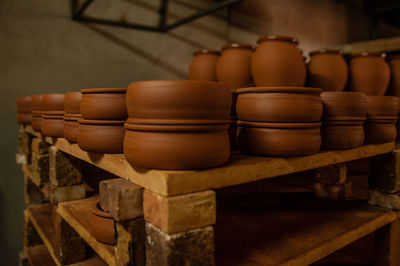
[26,245,56,266]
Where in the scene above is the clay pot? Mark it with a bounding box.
[364,119,397,144]
[251,35,306,87]
[78,119,125,153]
[41,115,64,137]
[81,88,127,120]
[127,80,231,122]
[366,96,399,117]
[64,114,81,143]
[17,113,32,125]
[236,121,321,157]
[89,201,115,245]
[16,96,32,113]
[65,92,82,114]
[349,52,390,95]
[236,87,322,122]
[124,122,230,170]
[42,94,65,114]
[32,114,42,132]
[31,94,43,112]
[188,49,220,81]
[307,49,348,91]
[389,56,400,97]
[321,121,364,150]
[216,43,255,92]
[321,92,367,121]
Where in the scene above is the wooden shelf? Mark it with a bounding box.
[26,245,56,266]
[215,193,397,265]
[332,36,400,54]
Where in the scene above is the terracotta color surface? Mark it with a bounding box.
[42,94,65,113]
[364,119,397,144]
[31,114,42,132]
[31,94,43,112]
[321,92,367,121]
[81,88,127,120]
[188,49,220,81]
[366,96,399,117]
[64,92,82,114]
[63,115,81,143]
[251,35,306,86]
[88,201,115,245]
[17,112,32,125]
[321,121,364,150]
[41,115,64,137]
[389,56,400,97]
[16,96,32,113]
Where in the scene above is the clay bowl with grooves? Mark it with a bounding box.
[236,87,322,122]
[236,121,321,157]
[124,120,230,170]
[64,92,82,114]
[17,113,32,125]
[78,119,125,153]
[364,119,397,144]
[64,114,81,143]
[16,96,32,113]
[31,94,43,113]
[321,92,367,121]
[127,80,231,121]
[321,121,364,150]
[42,93,65,114]
[366,96,399,117]
[81,88,127,120]
[31,113,42,132]
[89,201,115,245]
[41,114,64,138]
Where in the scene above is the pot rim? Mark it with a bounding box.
[366,119,398,123]
[126,118,232,125]
[351,51,386,58]
[366,95,399,101]
[257,35,299,45]
[64,113,82,118]
[367,115,398,120]
[128,80,228,90]
[79,119,126,125]
[125,122,229,132]
[90,201,113,219]
[237,87,321,94]
[321,91,366,97]
[193,49,221,56]
[42,114,64,120]
[64,116,81,122]
[81,88,126,94]
[322,116,366,122]
[323,120,365,125]
[44,110,65,115]
[309,49,343,56]
[221,43,256,51]
[237,121,321,129]
[32,111,42,116]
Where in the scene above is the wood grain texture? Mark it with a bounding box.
[26,245,56,266]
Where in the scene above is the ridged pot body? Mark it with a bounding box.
[17,113,32,125]
[321,92,367,120]
[188,52,219,81]
[89,202,115,245]
[65,92,82,114]
[41,115,64,137]
[364,120,397,144]
[32,114,42,132]
[64,117,79,143]
[389,57,400,96]
[81,89,127,120]
[321,122,364,150]
[366,96,399,117]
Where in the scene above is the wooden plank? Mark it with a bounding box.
[57,196,116,266]
[49,137,395,196]
[26,245,56,266]
[25,125,41,138]
[332,36,400,54]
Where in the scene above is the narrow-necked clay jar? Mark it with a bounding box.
[16,96,32,113]
[42,93,65,115]
[78,119,125,153]
[89,201,115,245]
[41,114,64,137]
[64,92,82,114]
[64,114,81,143]
[81,88,127,120]
[389,56,400,97]
[364,119,397,144]
[236,87,322,122]
[308,49,348,91]
[124,122,230,170]
[349,52,390,95]
[366,96,399,117]
[188,49,220,81]
[321,92,367,121]
[127,80,231,122]
[17,113,32,125]
[321,121,364,150]
[236,121,321,157]
[31,94,44,132]
[216,43,255,92]
[251,35,306,86]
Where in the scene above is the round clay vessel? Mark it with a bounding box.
[236,87,322,122]
[251,35,306,86]
[349,52,390,95]
[364,119,397,144]
[16,96,32,113]
[321,92,367,121]
[64,92,82,114]
[389,56,400,97]
[188,49,220,81]
[41,115,64,137]
[64,114,81,143]
[32,114,42,132]
[17,113,32,125]
[321,121,364,150]
[366,96,399,117]
[42,94,65,114]
[216,43,255,92]
[31,94,43,112]
[81,88,127,120]
[308,49,348,91]
[89,201,115,245]
[124,122,230,170]
[127,80,231,121]
[236,121,321,157]
[78,119,125,153]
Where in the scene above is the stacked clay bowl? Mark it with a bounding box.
[124,80,231,170]
[236,87,322,157]
[89,201,115,245]
[320,92,367,150]
[389,55,400,97]
[31,94,44,132]
[16,96,32,125]
[365,96,398,144]
[64,92,82,143]
[41,94,65,137]
[78,88,127,153]
[188,49,220,81]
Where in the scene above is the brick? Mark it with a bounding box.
[48,184,86,205]
[369,151,400,193]
[49,146,82,187]
[23,210,42,247]
[116,218,145,266]
[31,138,49,155]
[31,152,49,187]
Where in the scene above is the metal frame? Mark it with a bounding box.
[70,0,241,32]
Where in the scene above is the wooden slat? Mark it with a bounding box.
[26,245,56,266]
[23,164,50,199]
[332,36,400,54]
[57,196,116,266]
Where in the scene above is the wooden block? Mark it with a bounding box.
[31,137,49,155]
[31,152,49,187]
[48,183,86,205]
[374,220,400,266]
[18,130,32,155]
[50,146,82,187]
[143,190,216,234]
[314,182,352,200]
[19,250,29,266]
[24,175,47,205]
[100,178,143,221]
[16,153,28,165]
[25,245,56,266]
[23,210,42,247]
[115,218,145,266]
[146,223,214,266]
[369,190,400,210]
[369,151,400,193]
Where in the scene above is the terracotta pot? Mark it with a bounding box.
[366,96,399,117]
[127,80,231,122]
[188,49,220,81]
[307,49,348,91]
[65,92,82,114]
[16,96,31,113]
[236,87,322,122]
[81,88,127,120]
[216,43,255,92]
[389,56,400,97]
[64,114,81,143]
[236,121,321,157]
[31,94,43,112]
[364,119,397,144]
[41,115,64,137]
[32,113,42,132]
[78,119,125,153]
[321,92,367,121]
[228,118,237,150]
[124,122,230,170]
[17,113,32,125]
[42,94,65,114]
[89,201,115,245]
[321,121,364,150]
[349,52,390,95]
[251,35,306,87]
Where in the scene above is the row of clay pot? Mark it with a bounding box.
[63,92,82,143]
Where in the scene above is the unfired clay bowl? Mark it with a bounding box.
[64,114,81,143]
[81,88,127,120]
[364,119,397,144]
[321,121,364,150]
[65,92,82,114]
[321,92,367,121]
[31,94,43,112]
[17,113,32,125]
[89,201,115,245]
[42,94,65,114]
[16,96,32,113]
[366,96,399,117]
[41,115,64,137]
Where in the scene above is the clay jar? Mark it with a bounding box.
[16,96,32,125]
[236,87,322,122]
[251,35,306,86]
[31,94,44,132]
[188,49,220,81]
[321,92,367,121]
[78,119,125,153]
[89,201,115,245]
[42,93,65,115]
[349,52,390,95]
[216,43,255,92]
[81,88,127,120]
[64,92,82,114]
[63,114,80,143]
[389,56,400,97]
[365,119,397,144]
[307,49,348,91]
[42,115,64,137]
[321,121,364,150]
[236,121,321,157]
[366,96,399,118]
